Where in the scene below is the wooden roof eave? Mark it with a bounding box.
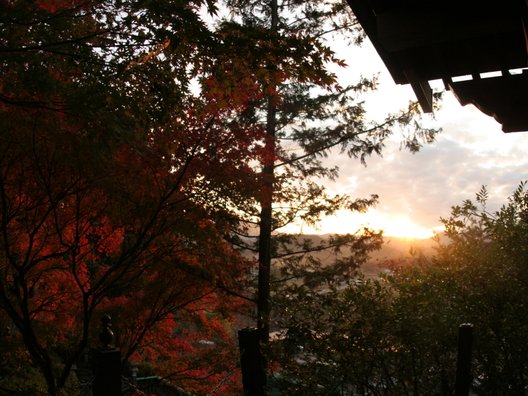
[346,0,528,117]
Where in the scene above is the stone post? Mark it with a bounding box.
[238,328,267,396]
[455,323,473,396]
[92,314,122,396]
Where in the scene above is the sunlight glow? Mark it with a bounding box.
[281,209,441,240]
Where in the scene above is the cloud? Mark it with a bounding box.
[289,38,528,236]
[323,91,528,233]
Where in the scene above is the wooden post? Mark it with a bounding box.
[92,314,122,396]
[238,328,267,396]
[454,323,473,396]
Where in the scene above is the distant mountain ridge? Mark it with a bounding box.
[290,234,440,277]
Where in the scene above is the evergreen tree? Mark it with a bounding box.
[213,0,440,350]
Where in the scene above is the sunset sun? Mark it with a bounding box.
[287,209,440,239]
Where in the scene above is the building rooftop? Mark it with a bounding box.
[346,0,528,132]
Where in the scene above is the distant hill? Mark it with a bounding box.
[241,233,443,277]
[274,234,440,277]
[365,235,438,275]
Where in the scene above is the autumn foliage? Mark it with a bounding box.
[0,0,266,394]
[0,95,257,395]
[0,0,442,394]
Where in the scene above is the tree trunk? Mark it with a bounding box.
[256,0,278,347]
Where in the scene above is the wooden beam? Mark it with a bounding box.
[345,0,408,83]
[524,19,528,56]
[449,71,528,132]
[376,11,517,53]
[404,67,433,113]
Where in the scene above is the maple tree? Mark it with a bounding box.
[0,1,266,394]
[1,0,442,394]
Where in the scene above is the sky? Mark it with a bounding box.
[285,39,528,239]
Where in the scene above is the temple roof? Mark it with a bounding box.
[346,0,528,132]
